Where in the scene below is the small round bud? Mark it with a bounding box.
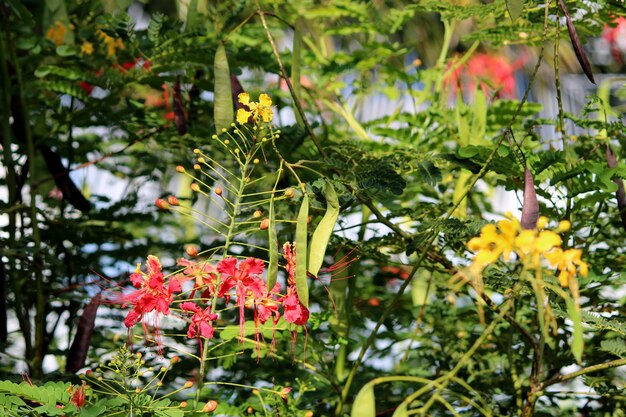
[191,183,200,192]
[135,387,141,393]
[167,196,179,206]
[304,412,314,417]
[136,352,142,359]
[557,220,571,232]
[193,164,201,170]
[224,139,230,145]
[183,381,193,389]
[197,157,205,163]
[180,401,188,408]
[367,297,381,307]
[253,158,260,164]
[284,188,295,198]
[214,186,223,196]
[247,407,254,414]
[253,210,262,218]
[252,389,259,395]
[176,165,185,173]
[193,148,200,154]
[536,216,548,230]
[160,367,167,373]
[212,134,218,140]
[260,218,270,230]
[221,128,227,133]
[155,199,170,210]
[170,355,179,365]
[186,245,198,257]
[157,381,163,387]
[203,400,218,412]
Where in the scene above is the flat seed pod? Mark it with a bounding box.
[295,192,309,308]
[308,180,339,278]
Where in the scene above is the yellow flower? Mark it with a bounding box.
[46,21,67,46]
[97,30,125,57]
[236,92,273,125]
[80,41,94,56]
[467,215,588,287]
[544,248,588,287]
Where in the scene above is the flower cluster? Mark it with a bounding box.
[236,93,273,125]
[467,215,588,287]
[122,243,310,350]
[46,21,72,46]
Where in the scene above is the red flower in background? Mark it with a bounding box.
[68,381,87,409]
[603,17,626,64]
[447,52,521,100]
[123,255,181,328]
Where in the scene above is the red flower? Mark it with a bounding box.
[282,290,309,325]
[447,53,521,100]
[123,255,181,328]
[217,257,268,339]
[175,258,218,299]
[180,301,217,339]
[69,381,87,408]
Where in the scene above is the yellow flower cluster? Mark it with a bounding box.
[97,30,125,57]
[467,215,588,287]
[236,93,273,125]
[46,21,70,46]
[80,41,94,56]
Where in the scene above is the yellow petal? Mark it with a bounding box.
[238,92,250,106]
[258,93,272,107]
[236,108,251,124]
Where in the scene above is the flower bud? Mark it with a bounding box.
[186,245,198,257]
[253,158,260,164]
[183,381,193,389]
[203,400,218,412]
[167,196,179,206]
[155,199,170,210]
[190,183,200,192]
[170,355,179,365]
[214,186,223,196]
[193,164,201,170]
[247,407,254,414]
[253,210,262,218]
[284,188,295,198]
[536,216,548,230]
[367,297,381,307]
[557,220,571,232]
[260,218,270,230]
[180,401,188,408]
[304,412,314,417]
[176,165,185,173]
[193,148,200,154]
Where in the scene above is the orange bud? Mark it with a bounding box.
[186,245,198,257]
[155,199,170,210]
[170,355,179,364]
[284,188,295,198]
[253,158,260,164]
[214,186,223,196]
[180,401,188,408]
[203,400,218,412]
[193,164,201,170]
[253,210,262,218]
[176,165,185,173]
[167,196,179,206]
[367,297,381,307]
[183,381,193,389]
[304,412,314,417]
[190,183,200,192]
[307,215,312,224]
[260,218,270,230]
[247,407,254,414]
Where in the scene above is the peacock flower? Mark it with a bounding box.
[46,21,68,46]
[236,93,273,124]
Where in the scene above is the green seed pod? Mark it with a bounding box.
[308,180,339,278]
[295,192,310,307]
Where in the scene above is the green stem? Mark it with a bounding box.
[254,2,328,159]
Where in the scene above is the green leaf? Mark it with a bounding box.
[351,382,375,417]
[506,0,524,21]
[308,180,339,278]
[600,339,626,359]
[296,193,310,308]
[566,296,583,364]
[267,191,279,291]
[214,43,233,133]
